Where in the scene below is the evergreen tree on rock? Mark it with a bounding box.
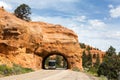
[106,46,116,56]
[14,4,31,21]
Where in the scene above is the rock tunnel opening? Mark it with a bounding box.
[42,53,70,70]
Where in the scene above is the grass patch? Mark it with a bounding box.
[83,67,107,80]
[0,64,34,77]
[98,76,107,80]
[87,67,98,76]
[72,67,80,72]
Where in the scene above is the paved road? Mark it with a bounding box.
[0,70,98,80]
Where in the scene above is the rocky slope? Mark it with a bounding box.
[0,7,82,70]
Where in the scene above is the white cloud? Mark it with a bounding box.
[32,14,87,26]
[31,14,73,27]
[0,1,12,10]
[73,16,87,22]
[88,19,106,30]
[108,4,114,8]
[115,32,120,37]
[106,31,120,39]
[109,6,120,18]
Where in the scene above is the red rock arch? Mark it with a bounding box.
[34,42,83,70]
[0,8,83,70]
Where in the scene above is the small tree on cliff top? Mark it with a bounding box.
[106,46,116,56]
[80,43,86,49]
[14,4,31,21]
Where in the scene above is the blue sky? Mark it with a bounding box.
[0,0,120,52]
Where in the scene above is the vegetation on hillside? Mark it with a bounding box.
[0,64,34,77]
[94,54,100,69]
[14,4,31,21]
[81,43,100,73]
[79,43,86,49]
[81,43,120,80]
[82,51,92,68]
[79,43,98,50]
[97,46,120,80]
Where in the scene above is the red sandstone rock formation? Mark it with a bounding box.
[0,8,83,70]
[80,44,105,66]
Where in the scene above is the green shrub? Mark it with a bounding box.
[88,67,98,75]
[79,43,86,49]
[72,67,80,72]
[0,64,12,76]
[12,64,33,74]
[0,64,34,76]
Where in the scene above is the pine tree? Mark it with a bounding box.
[106,46,116,56]
[82,51,87,67]
[87,52,92,68]
[86,46,91,51]
[80,43,86,49]
[14,4,31,21]
[94,54,100,68]
[97,46,120,80]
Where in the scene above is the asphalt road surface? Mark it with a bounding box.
[0,70,98,80]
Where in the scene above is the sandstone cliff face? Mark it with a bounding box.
[80,44,105,66]
[0,8,83,70]
[90,49,105,64]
